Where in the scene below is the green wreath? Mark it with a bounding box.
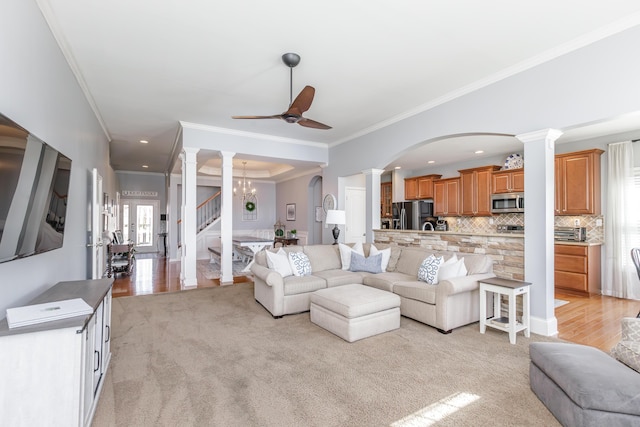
[245,201,256,212]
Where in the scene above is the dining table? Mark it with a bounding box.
[232,236,273,272]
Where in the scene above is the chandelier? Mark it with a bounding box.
[234,161,256,200]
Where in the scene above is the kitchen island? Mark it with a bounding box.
[374,229,603,287]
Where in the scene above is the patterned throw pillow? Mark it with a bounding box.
[288,251,312,277]
[611,318,640,373]
[349,252,383,273]
[417,255,444,285]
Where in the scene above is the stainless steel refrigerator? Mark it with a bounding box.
[393,201,433,229]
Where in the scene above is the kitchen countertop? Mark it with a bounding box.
[374,229,604,245]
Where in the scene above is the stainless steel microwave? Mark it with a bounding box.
[491,192,524,213]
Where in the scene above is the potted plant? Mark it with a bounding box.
[290,229,297,237]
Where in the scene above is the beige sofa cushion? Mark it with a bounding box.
[393,281,437,305]
[395,248,435,276]
[459,253,493,274]
[312,269,368,287]
[303,245,342,272]
[283,275,326,296]
[363,272,415,292]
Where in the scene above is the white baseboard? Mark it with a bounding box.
[530,315,558,337]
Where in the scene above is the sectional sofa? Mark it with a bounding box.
[250,243,495,333]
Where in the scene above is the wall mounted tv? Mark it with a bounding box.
[0,113,72,263]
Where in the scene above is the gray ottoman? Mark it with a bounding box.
[529,342,640,426]
[310,284,401,342]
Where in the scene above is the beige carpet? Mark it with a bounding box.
[93,283,560,426]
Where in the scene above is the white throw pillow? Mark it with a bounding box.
[288,251,312,277]
[417,255,444,285]
[338,242,364,270]
[265,248,293,277]
[370,244,391,272]
[437,257,467,283]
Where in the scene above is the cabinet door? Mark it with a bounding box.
[492,172,511,194]
[404,178,418,200]
[445,179,460,216]
[83,314,97,423]
[417,177,434,199]
[380,182,392,217]
[562,155,593,214]
[475,169,493,216]
[459,171,476,216]
[433,181,446,215]
[511,170,525,192]
[102,289,112,373]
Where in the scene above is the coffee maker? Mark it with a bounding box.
[435,219,448,231]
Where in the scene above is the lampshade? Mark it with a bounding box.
[326,209,346,225]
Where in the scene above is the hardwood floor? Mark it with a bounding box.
[112,254,640,352]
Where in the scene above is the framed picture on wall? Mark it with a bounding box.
[286,203,296,221]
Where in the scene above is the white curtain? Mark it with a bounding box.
[603,141,640,299]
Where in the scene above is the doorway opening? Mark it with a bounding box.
[121,199,160,253]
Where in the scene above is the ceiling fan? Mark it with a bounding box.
[232,53,332,130]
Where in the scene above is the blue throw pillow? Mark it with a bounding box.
[349,252,383,274]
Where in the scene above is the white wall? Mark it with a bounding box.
[0,0,114,317]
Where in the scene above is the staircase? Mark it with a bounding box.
[177,191,221,246]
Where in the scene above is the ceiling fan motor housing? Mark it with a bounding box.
[282,53,300,68]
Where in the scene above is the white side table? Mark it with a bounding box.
[479,277,531,344]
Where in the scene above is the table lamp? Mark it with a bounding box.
[326,210,346,245]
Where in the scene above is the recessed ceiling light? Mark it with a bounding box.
[140,140,149,144]
[475,150,484,154]
[428,160,435,164]
[394,166,401,169]
[142,165,149,168]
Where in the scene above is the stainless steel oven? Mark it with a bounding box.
[491,192,524,214]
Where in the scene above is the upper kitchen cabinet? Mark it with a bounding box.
[492,168,524,194]
[404,174,441,200]
[381,182,392,218]
[555,149,604,215]
[434,177,460,216]
[459,165,501,216]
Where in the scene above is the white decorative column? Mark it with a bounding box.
[168,173,179,261]
[516,129,563,336]
[181,147,199,288]
[219,151,235,285]
[362,169,384,243]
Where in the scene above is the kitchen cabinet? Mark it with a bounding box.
[404,174,441,200]
[0,278,113,427]
[555,244,601,295]
[381,182,392,218]
[492,168,524,194]
[459,165,501,216]
[434,177,460,216]
[555,149,603,215]
[404,177,418,200]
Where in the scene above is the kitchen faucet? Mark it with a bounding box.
[422,221,434,231]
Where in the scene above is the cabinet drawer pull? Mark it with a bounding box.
[94,350,101,372]
[105,325,110,343]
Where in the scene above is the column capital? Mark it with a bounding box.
[516,129,563,147]
[219,151,236,159]
[361,168,385,176]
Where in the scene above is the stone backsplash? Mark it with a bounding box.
[438,213,604,243]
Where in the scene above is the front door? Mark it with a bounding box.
[345,186,366,243]
[121,199,159,253]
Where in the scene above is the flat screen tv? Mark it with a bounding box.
[0,113,72,263]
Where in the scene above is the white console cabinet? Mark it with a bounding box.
[0,278,113,427]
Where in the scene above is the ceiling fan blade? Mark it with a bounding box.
[232,115,282,120]
[298,117,332,130]
[286,85,315,115]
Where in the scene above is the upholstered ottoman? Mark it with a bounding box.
[310,284,401,342]
[529,342,640,426]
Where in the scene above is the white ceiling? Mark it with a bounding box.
[37,1,640,180]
